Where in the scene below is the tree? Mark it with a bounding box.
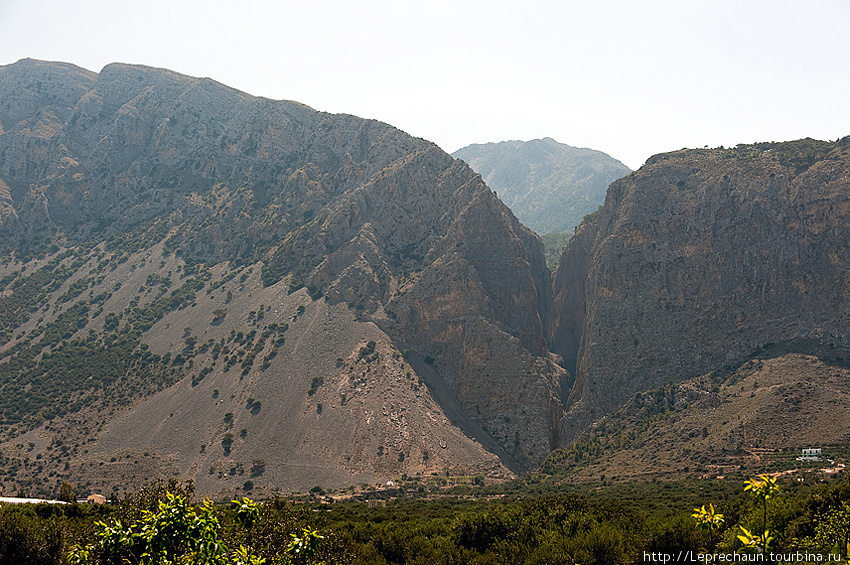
[287,527,324,561]
[58,481,75,503]
[692,503,723,550]
[803,502,850,559]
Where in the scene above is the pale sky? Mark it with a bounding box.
[1,0,848,170]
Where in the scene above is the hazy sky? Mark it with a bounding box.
[1,0,848,169]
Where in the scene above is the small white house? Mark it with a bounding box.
[801,448,822,461]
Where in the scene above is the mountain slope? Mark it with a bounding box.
[0,59,565,497]
[541,342,850,481]
[551,138,850,443]
[452,138,630,234]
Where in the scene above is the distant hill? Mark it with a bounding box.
[452,138,630,234]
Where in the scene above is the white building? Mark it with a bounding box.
[0,496,68,505]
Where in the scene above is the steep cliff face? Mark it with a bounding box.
[257,143,565,467]
[553,139,850,442]
[0,58,563,496]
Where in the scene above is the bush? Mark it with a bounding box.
[0,504,67,565]
[67,492,266,565]
[222,433,234,456]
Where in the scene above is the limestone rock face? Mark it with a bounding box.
[552,139,850,442]
[0,59,424,259]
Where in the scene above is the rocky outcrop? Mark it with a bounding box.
[453,138,630,234]
[552,139,850,442]
[260,143,566,467]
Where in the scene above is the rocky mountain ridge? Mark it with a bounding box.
[1,58,849,498]
[552,138,850,442]
[0,59,564,496]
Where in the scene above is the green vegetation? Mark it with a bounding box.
[737,474,780,553]
[123,274,208,332]
[250,460,266,478]
[0,270,212,436]
[727,138,835,173]
[68,493,266,565]
[0,317,175,434]
[222,433,234,456]
[0,480,338,565]
[354,340,380,365]
[103,218,171,257]
[0,251,86,345]
[4,473,849,564]
[540,231,572,270]
[360,340,375,356]
[192,366,214,387]
[246,398,261,414]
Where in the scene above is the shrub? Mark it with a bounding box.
[359,341,376,360]
[222,433,234,456]
[308,377,324,396]
[67,492,266,565]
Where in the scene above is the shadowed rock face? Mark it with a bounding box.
[0,58,564,493]
[552,138,850,443]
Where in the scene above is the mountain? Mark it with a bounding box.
[551,138,850,444]
[452,138,631,234]
[0,59,566,497]
[2,58,849,499]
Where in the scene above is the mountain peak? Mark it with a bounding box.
[453,138,630,234]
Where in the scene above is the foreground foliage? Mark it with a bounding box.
[1,474,849,564]
[67,494,266,565]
